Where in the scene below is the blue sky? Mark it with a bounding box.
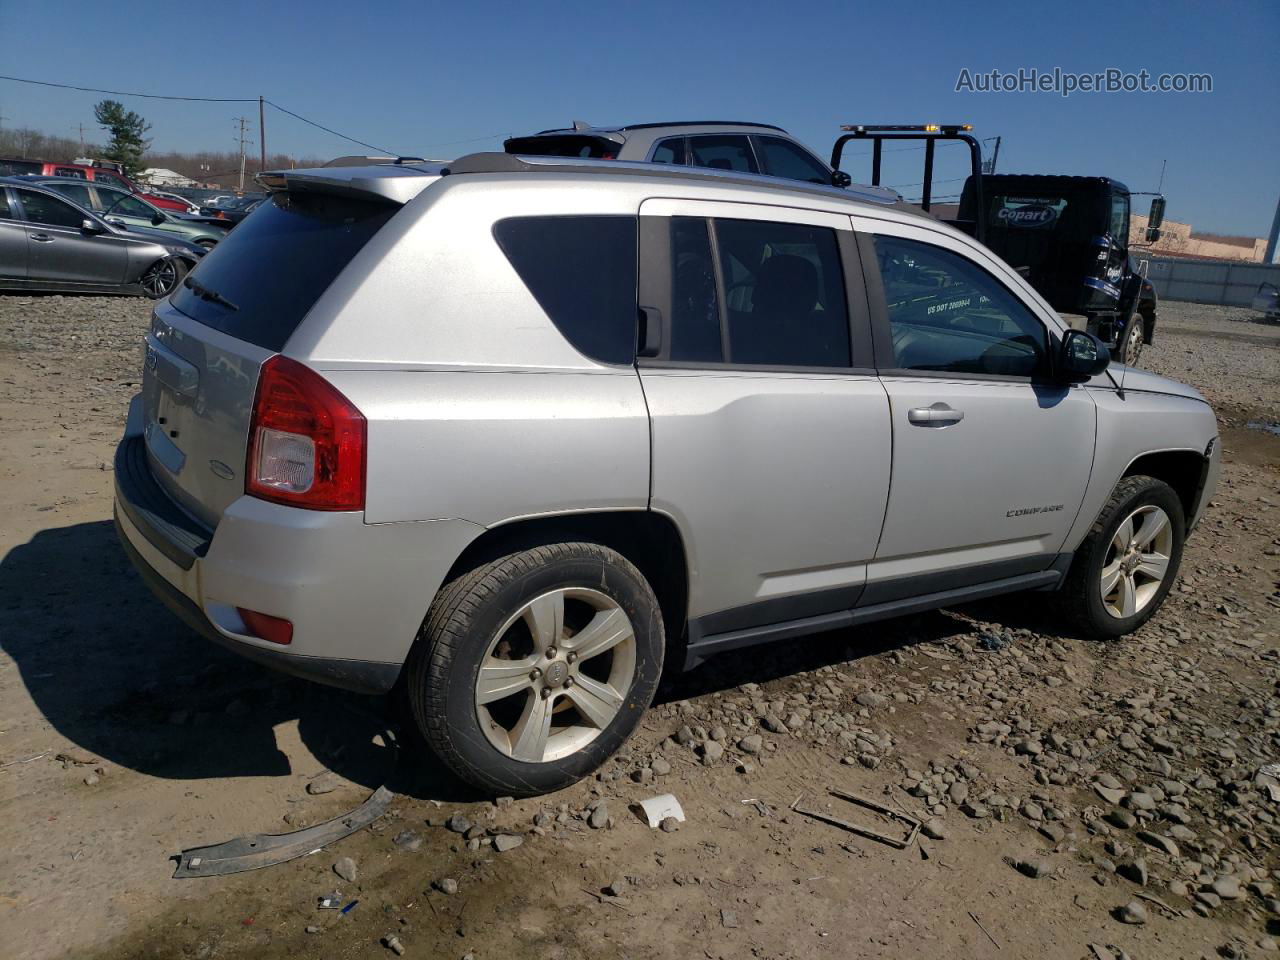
[2,0,1276,236]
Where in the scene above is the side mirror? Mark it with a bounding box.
[1058,330,1110,381]
[1145,227,1162,243]
[1147,196,1166,229]
[151,213,166,226]
[831,170,852,188]
[80,218,105,234]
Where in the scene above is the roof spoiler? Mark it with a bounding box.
[255,163,446,205]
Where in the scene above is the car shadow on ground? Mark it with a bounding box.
[2,520,1080,806]
[0,519,478,802]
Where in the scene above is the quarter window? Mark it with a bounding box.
[0,190,12,219]
[687,136,757,174]
[754,136,831,184]
[494,216,638,365]
[873,235,1048,378]
[15,189,86,228]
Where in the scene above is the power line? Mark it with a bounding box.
[0,73,256,102]
[264,100,394,155]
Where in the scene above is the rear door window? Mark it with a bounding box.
[650,139,686,165]
[753,136,831,184]
[494,215,637,365]
[169,192,396,351]
[687,136,757,174]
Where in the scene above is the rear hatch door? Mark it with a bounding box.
[140,190,398,527]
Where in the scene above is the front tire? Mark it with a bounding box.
[1120,315,1145,366]
[407,542,664,796]
[1062,475,1184,638]
[139,256,186,299]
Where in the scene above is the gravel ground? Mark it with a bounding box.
[0,294,1277,960]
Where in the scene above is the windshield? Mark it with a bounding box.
[170,191,396,351]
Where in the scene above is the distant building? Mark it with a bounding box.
[139,167,197,188]
[1130,215,1266,263]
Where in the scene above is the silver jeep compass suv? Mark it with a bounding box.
[114,153,1220,796]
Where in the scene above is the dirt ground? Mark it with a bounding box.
[1,296,1277,960]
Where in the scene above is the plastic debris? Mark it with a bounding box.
[637,794,686,829]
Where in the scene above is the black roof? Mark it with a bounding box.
[979,173,1131,195]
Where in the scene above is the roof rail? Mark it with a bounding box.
[446,152,900,206]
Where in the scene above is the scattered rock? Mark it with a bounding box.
[1012,856,1053,879]
[921,817,947,840]
[446,813,472,834]
[493,834,524,853]
[589,804,610,830]
[961,802,990,819]
[307,772,341,795]
[1115,900,1147,924]
[1135,831,1179,858]
[1118,858,1148,886]
[604,878,628,897]
[393,830,422,852]
[1106,809,1137,830]
[738,735,763,755]
[651,757,672,777]
[660,816,681,833]
[1209,876,1242,900]
[333,857,358,883]
[701,741,724,764]
[435,878,459,895]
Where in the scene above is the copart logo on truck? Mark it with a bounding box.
[996,201,1060,228]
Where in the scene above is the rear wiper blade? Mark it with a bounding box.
[182,275,239,312]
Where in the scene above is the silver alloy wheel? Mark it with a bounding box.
[140,258,179,297]
[476,587,637,763]
[1124,320,1144,365]
[1100,504,1173,618]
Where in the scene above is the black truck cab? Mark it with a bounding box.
[831,125,1164,366]
[958,174,1156,363]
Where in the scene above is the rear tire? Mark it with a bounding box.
[406,542,664,796]
[1061,475,1184,638]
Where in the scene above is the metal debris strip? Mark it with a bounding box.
[790,789,921,849]
[172,786,393,878]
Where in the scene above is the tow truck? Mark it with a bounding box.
[831,124,1166,366]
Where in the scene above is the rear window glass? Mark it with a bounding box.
[494,216,637,365]
[170,192,395,352]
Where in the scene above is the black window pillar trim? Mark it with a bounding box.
[854,230,896,370]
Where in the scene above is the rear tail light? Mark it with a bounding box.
[246,355,366,510]
[236,607,293,645]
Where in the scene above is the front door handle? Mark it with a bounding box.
[29,233,54,243]
[907,403,964,426]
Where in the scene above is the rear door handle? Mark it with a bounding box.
[29,233,54,243]
[907,403,964,426]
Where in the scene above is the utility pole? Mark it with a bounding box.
[77,122,86,154]
[1265,193,1280,265]
[234,116,253,193]
[259,96,266,173]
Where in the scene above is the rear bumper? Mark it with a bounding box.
[113,412,484,694]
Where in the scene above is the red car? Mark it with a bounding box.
[0,158,191,212]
